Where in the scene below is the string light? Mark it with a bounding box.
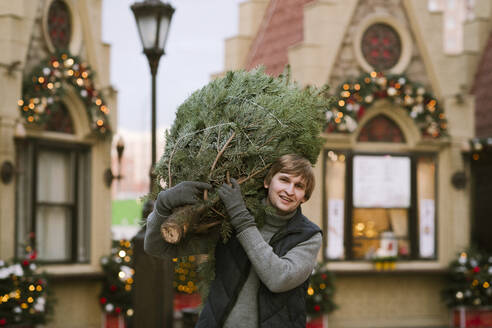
[325,72,446,138]
[19,52,110,135]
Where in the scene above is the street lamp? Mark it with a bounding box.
[131,0,175,192]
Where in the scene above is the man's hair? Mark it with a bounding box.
[264,154,316,200]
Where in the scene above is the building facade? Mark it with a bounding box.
[223,0,491,327]
[0,0,116,327]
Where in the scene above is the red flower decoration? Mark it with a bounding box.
[100,297,107,304]
[110,285,117,292]
[473,266,480,273]
[314,305,321,312]
[115,307,121,314]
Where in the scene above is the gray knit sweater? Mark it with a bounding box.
[144,205,322,327]
[224,211,321,327]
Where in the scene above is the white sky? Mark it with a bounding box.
[102,0,243,133]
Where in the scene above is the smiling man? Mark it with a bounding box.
[144,154,322,328]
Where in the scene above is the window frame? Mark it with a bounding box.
[16,137,91,264]
[322,149,439,262]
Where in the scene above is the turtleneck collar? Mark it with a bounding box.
[263,199,297,228]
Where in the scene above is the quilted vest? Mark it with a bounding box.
[195,208,321,328]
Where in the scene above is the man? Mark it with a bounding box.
[144,154,322,327]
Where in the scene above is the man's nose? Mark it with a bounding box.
[285,183,295,195]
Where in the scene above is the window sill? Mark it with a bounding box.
[39,263,104,281]
[326,260,447,275]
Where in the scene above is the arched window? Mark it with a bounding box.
[357,115,405,143]
[44,102,74,134]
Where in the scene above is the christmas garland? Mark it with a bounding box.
[306,263,337,317]
[99,240,134,319]
[0,235,53,326]
[325,72,447,138]
[441,248,492,308]
[18,51,111,136]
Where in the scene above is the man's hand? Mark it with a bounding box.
[156,181,211,216]
[218,179,256,233]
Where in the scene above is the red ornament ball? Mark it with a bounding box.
[0,318,6,326]
[100,297,107,304]
[321,274,327,280]
[314,305,321,312]
[22,260,29,266]
[115,307,121,314]
[110,285,117,292]
[473,266,480,273]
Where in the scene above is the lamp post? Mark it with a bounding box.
[131,2,175,327]
[131,0,175,192]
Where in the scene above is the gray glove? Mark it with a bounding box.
[155,181,212,217]
[218,178,256,233]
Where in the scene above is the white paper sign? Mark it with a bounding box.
[419,199,435,258]
[353,155,411,208]
[327,199,344,259]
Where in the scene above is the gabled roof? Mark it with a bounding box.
[245,0,314,76]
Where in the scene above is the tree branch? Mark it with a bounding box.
[209,131,236,179]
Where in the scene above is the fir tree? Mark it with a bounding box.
[153,68,332,297]
[441,248,492,308]
[154,68,331,244]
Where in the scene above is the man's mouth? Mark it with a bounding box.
[279,195,292,203]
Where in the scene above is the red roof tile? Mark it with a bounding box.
[245,0,314,76]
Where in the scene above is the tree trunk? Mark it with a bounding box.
[160,204,221,244]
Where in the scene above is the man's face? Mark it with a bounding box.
[264,172,307,215]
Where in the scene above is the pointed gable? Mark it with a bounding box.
[245,0,314,76]
[473,31,492,138]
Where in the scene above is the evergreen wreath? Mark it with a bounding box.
[306,263,337,318]
[18,51,111,136]
[0,235,53,326]
[153,67,333,298]
[99,240,135,319]
[441,248,492,308]
[325,72,447,138]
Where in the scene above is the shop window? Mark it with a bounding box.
[324,151,437,261]
[361,23,401,71]
[16,139,91,263]
[47,0,72,50]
